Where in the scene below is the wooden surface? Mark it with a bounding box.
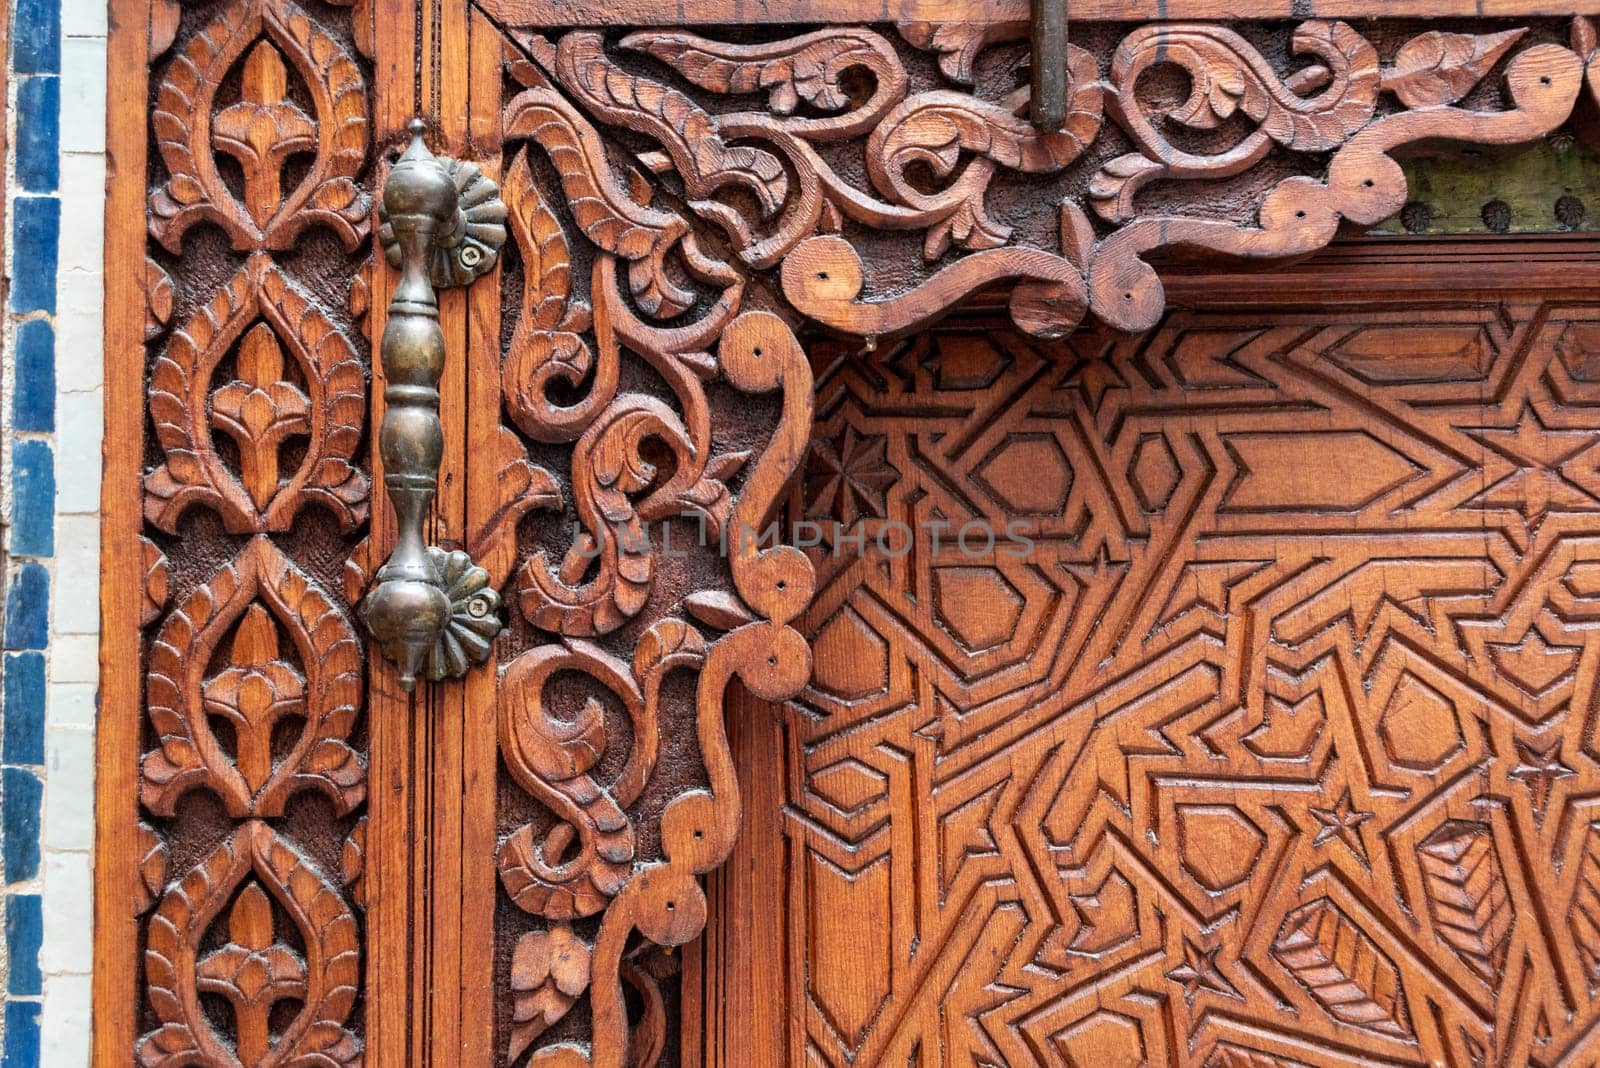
[101,0,379,1060]
[93,0,149,1060]
[481,0,1600,28]
[98,0,1600,1063]
[709,286,1600,1065]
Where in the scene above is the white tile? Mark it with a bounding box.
[46,683,97,730]
[49,635,99,684]
[53,296,103,394]
[43,731,95,852]
[52,512,103,637]
[41,974,92,1065]
[53,394,103,517]
[56,269,102,325]
[40,851,93,974]
[59,38,108,154]
[62,0,109,38]
[57,154,107,274]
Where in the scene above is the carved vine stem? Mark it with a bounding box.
[364,121,508,690]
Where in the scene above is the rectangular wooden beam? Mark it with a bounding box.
[479,0,1600,26]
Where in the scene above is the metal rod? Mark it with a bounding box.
[1031,0,1068,131]
[362,121,506,691]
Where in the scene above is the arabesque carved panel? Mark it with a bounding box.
[127,0,375,1060]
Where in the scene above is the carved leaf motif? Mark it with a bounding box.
[141,537,171,628]
[469,426,563,591]
[621,28,907,139]
[1088,154,1166,227]
[518,394,712,636]
[497,643,643,919]
[634,617,708,685]
[504,90,695,318]
[896,21,1027,85]
[341,535,376,605]
[149,0,369,252]
[555,31,789,222]
[1575,17,1598,59]
[1115,21,1379,151]
[142,537,364,818]
[1095,20,1380,223]
[1385,29,1526,109]
[1271,897,1413,1039]
[145,254,369,534]
[502,148,613,443]
[143,258,174,341]
[150,0,180,56]
[134,822,170,916]
[510,926,592,1062]
[1417,820,1513,984]
[213,41,317,229]
[212,324,313,512]
[867,45,1102,257]
[138,821,361,1066]
[340,816,367,909]
[684,590,755,631]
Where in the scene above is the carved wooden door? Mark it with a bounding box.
[705,252,1600,1065]
[94,0,1600,1064]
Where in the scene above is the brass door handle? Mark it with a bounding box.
[363,121,508,691]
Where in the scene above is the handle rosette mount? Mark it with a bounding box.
[363,121,508,691]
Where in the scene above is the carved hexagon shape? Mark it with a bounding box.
[932,566,1024,654]
[810,758,889,817]
[1379,672,1465,772]
[1129,432,1181,513]
[1050,1009,1146,1068]
[810,606,890,700]
[973,433,1073,515]
[1176,804,1266,894]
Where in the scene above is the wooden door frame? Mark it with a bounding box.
[96,0,1600,1063]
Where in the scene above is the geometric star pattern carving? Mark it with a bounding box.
[1309,788,1374,860]
[753,301,1600,1065]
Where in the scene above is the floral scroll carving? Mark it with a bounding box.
[142,536,364,818]
[504,18,1590,344]
[133,0,372,1059]
[484,12,1600,1066]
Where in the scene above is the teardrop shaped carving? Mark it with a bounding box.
[138,821,361,1065]
[142,536,365,817]
[145,254,370,534]
[149,0,369,252]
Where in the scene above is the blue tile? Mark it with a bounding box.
[9,441,53,557]
[2,654,44,765]
[11,321,54,433]
[14,77,58,192]
[12,0,59,74]
[2,566,48,652]
[10,198,57,314]
[2,999,40,1068]
[2,769,41,882]
[5,895,41,996]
